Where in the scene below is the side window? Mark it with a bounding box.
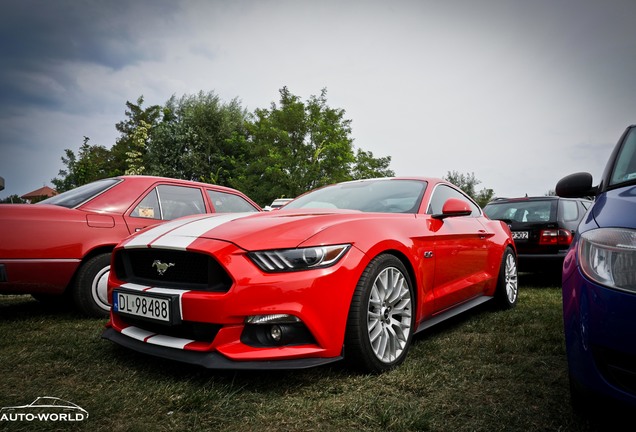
[132,185,206,220]
[559,200,579,222]
[426,184,480,216]
[131,188,161,220]
[207,190,259,213]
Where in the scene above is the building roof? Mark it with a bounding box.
[21,186,57,199]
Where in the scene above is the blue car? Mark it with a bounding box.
[556,124,636,410]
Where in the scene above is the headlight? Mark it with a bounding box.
[578,228,636,292]
[248,244,350,272]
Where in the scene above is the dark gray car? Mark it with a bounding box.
[483,196,592,272]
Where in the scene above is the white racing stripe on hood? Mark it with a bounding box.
[124,212,254,250]
[146,212,254,250]
[123,214,211,249]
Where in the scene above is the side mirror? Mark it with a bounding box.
[555,172,596,198]
[432,198,472,219]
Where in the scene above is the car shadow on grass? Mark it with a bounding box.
[0,294,78,321]
[519,270,562,288]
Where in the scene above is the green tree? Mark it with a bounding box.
[50,88,394,205]
[125,120,150,175]
[234,87,393,205]
[444,170,495,208]
[351,149,394,180]
[146,91,249,185]
[51,137,112,192]
[111,96,162,176]
[0,195,26,204]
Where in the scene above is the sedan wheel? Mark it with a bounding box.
[346,254,414,373]
[72,253,112,317]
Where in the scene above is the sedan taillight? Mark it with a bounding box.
[539,229,573,246]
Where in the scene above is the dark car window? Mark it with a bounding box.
[426,184,480,216]
[132,185,206,220]
[39,178,120,208]
[484,200,556,223]
[610,127,636,186]
[207,190,259,213]
[559,200,579,222]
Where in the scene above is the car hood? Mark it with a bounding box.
[592,186,636,229]
[124,209,400,251]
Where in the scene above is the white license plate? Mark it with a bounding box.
[114,291,172,322]
[512,231,529,240]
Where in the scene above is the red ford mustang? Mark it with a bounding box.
[103,177,518,372]
[0,176,261,317]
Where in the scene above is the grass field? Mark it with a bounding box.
[0,275,610,431]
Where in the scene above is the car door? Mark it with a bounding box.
[124,184,207,234]
[425,184,491,313]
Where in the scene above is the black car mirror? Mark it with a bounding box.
[555,172,596,198]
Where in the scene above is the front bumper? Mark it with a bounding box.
[102,328,342,369]
[563,259,636,406]
[105,239,366,368]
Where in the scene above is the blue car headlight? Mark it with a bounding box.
[249,244,351,272]
[579,228,636,292]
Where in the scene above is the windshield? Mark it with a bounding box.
[39,178,120,208]
[610,127,636,187]
[284,179,427,213]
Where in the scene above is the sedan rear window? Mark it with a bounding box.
[484,200,556,223]
[39,179,120,209]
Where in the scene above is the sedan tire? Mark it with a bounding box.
[72,253,111,317]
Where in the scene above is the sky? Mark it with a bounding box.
[1,0,635,201]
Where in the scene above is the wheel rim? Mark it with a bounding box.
[504,253,518,303]
[92,266,111,312]
[367,266,412,363]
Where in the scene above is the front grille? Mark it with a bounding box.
[594,346,636,395]
[114,249,232,292]
[121,316,221,343]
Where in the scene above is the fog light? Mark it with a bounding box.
[270,325,283,342]
[245,314,300,324]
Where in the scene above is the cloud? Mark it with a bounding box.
[0,0,179,114]
[1,0,635,200]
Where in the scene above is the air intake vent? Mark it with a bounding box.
[114,249,232,292]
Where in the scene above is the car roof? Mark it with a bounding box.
[486,196,590,204]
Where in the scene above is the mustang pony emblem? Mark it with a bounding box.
[152,260,175,276]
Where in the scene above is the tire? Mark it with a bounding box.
[72,253,112,317]
[345,254,415,373]
[495,247,518,309]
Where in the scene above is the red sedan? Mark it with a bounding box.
[0,176,261,316]
[103,177,518,372]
